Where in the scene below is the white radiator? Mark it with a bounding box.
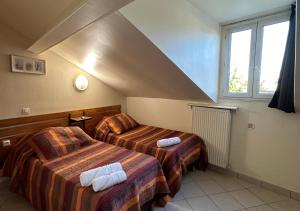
[192,106,232,168]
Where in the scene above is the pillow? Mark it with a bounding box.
[105,113,139,135]
[94,116,111,141]
[29,127,95,161]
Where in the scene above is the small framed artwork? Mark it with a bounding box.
[11,55,46,75]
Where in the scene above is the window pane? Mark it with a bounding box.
[259,21,289,94]
[229,30,252,93]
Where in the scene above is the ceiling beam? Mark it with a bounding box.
[28,0,133,54]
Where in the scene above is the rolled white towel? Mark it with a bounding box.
[92,170,127,192]
[80,162,123,187]
[157,137,181,148]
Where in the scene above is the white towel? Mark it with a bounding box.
[92,170,127,192]
[157,137,181,148]
[80,162,123,187]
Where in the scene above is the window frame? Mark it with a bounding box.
[223,22,257,98]
[253,15,290,98]
[221,12,290,100]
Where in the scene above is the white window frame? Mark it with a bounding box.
[221,12,290,99]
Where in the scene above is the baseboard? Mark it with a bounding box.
[236,172,261,186]
[261,181,291,197]
[207,164,300,201]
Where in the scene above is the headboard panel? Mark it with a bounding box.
[0,105,121,167]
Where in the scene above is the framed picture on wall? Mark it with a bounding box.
[11,55,46,75]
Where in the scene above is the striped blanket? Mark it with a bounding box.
[3,140,170,211]
[99,125,208,196]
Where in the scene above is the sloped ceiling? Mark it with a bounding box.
[0,0,86,41]
[120,0,220,101]
[51,12,211,101]
[188,0,294,23]
[0,0,133,53]
[1,0,294,103]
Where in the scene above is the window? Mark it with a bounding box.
[222,13,290,98]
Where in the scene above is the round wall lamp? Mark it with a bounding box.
[74,75,89,91]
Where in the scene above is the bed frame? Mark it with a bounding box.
[0,105,121,168]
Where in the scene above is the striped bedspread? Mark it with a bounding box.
[102,125,208,196]
[4,141,170,211]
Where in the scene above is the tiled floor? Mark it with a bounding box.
[0,170,300,211]
[154,170,300,211]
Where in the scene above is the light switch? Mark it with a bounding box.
[22,107,31,115]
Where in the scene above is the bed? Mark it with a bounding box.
[94,113,208,196]
[2,127,170,211]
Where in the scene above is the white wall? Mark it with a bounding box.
[127,97,300,193]
[221,99,300,193]
[120,0,220,101]
[0,22,126,119]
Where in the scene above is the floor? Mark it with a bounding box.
[0,170,299,211]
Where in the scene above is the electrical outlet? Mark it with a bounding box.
[22,107,31,115]
[2,139,11,147]
[248,123,255,129]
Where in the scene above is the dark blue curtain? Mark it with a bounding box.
[268,4,296,113]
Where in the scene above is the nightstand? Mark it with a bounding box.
[68,113,92,132]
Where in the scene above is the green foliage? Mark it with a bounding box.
[260,80,266,92]
[229,67,247,93]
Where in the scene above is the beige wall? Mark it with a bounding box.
[127,98,193,132]
[127,97,300,193]
[0,22,126,120]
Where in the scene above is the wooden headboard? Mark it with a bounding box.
[0,105,121,167]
